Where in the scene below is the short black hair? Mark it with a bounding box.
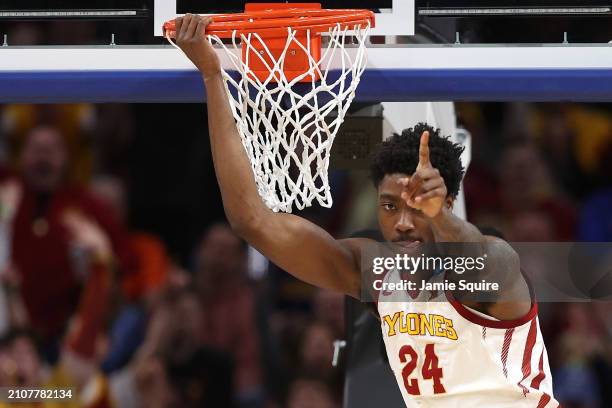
[370,123,465,198]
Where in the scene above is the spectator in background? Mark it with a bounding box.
[286,377,338,408]
[118,288,235,408]
[506,210,556,242]
[298,322,338,385]
[579,187,612,242]
[90,176,169,302]
[498,142,576,240]
[579,140,612,242]
[0,208,115,408]
[295,321,343,402]
[0,329,96,408]
[90,105,134,179]
[558,105,612,180]
[89,176,169,374]
[312,289,345,338]
[591,302,612,407]
[2,105,96,184]
[0,288,235,408]
[0,126,132,363]
[553,332,601,408]
[194,223,263,407]
[552,304,604,408]
[532,105,589,199]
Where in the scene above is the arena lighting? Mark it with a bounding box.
[0,9,144,19]
[419,7,612,16]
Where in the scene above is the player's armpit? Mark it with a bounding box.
[480,236,525,291]
[484,275,532,321]
[238,212,366,299]
[452,236,531,320]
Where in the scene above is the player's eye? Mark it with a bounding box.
[381,202,396,211]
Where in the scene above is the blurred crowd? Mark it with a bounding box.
[459,102,612,408]
[0,104,344,408]
[0,101,609,408]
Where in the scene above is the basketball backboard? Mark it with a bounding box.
[0,0,148,20]
[153,0,415,37]
[2,0,612,103]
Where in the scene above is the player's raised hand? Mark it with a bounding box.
[398,131,447,218]
[174,14,221,80]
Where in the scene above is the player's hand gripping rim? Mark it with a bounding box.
[173,14,221,82]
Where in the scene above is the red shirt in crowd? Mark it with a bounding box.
[11,179,132,344]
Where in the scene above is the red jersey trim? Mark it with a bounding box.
[446,291,537,328]
[445,270,538,329]
[517,318,538,395]
[501,328,514,377]
[530,350,547,389]
[536,393,551,408]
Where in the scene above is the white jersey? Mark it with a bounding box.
[377,270,559,408]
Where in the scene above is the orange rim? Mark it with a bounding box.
[164,8,375,38]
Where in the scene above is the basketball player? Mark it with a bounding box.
[173,14,559,407]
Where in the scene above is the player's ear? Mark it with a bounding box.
[446,196,454,209]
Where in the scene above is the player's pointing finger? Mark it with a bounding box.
[418,130,430,168]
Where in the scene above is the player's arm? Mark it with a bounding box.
[174,14,362,297]
[400,131,530,319]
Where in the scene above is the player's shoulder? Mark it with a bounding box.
[338,236,377,267]
[339,236,378,247]
[484,234,516,252]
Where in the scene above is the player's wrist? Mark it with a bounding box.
[429,205,450,223]
[202,69,222,83]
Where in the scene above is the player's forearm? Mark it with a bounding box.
[428,207,489,264]
[431,208,519,287]
[430,207,485,243]
[205,74,268,228]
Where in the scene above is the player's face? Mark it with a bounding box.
[377,173,435,244]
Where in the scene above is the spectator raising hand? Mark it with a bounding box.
[59,211,114,361]
[0,181,23,334]
[63,210,113,266]
[0,180,21,223]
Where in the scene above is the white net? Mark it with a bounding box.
[208,23,371,213]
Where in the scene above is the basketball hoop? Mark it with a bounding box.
[164,3,374,212]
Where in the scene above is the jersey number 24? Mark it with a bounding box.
[399,343,446,395]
